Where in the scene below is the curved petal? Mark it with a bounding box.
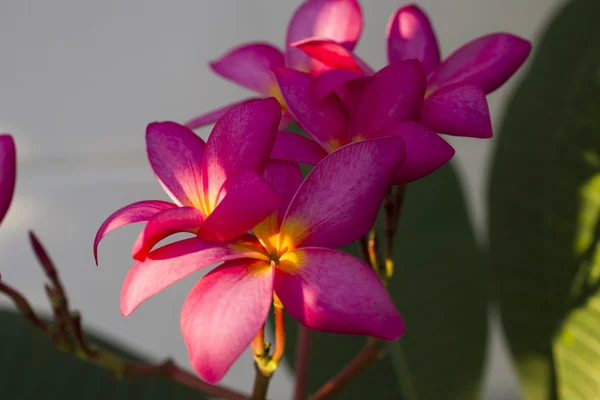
[428,33,532,94]
[280,137,405,251]
[333,76,371,114]
[210,43,285,94]
[198,170,280,242]
[146,122,206,207]
[131,207,205,261]
[310,68,364,101]
[121,236,266,316]
[94,200,176,264]
[271,130,327,165]
[275,247,404,340]
[375,121,455,183]
[286,0,362,73]
[181,259,274,384]
[386,5,440,75]
[184,98,262,130]
[0,135,16,226]
[273,68,349,152]
[350,60,427,140]
[291,38,364,73]
[421,84,492,138]
[200,98,281,211]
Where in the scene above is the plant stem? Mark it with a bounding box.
[272,302,285,365]
[294,326,312,400]
[0,278,48,332]
[251,364,271,400]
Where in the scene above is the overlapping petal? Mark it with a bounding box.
[291,38,365,73]
[94,200,176,264]
[310,68,364,101]
[210,43,285,94]
[146,122,206,207]
[386,5,440,75]
[427,33,532,94]
[275,247,405,340]
[286,0,362,73]
[271,130,328,166]
[181,259,274,384]
[184,98,261,130]
[121,236,266,316]
[280,137,405,251]
[0,135,16,227]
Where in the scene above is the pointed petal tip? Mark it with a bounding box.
[0,134,16,226]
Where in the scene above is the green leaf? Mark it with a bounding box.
[0,309,208,399]
[488,0,600,398]
[279,163,487,399]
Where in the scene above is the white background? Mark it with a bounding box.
[0,1,567,398]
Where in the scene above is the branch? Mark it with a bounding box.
[293,325,312,400]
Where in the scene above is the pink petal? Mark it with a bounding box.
[286,0,362,73]
[350,60,427,140]
[181,259,274,384]
[291,38,364,73]
[146,122,206,207]
[0,135,16,226]
[131,207,205,262]
[275,247,404,340]
[184,98,261,130]
[375,121,455,183]
[386,5,440,75]
[121,236,266,316]
[94,200,177,265]
[333,76,372,114]
[210,43,285,94]
[280,137,405,250]
[421,84,492,138]
[428,33,532,94]
[271,130,327,165]
[273,68,349,152]
[197,170,280,242]
[310,68,364,101]
[200,98,281,211]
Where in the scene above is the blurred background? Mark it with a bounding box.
[0,0,568,398]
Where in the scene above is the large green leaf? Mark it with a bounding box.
[488,0,600,398]
[280,163,487,399]
[0,309,208,399]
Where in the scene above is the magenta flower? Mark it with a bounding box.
[185,0,362,130]
[270,62,455,183]
[118,137,406,383]
[0,134,16,226]
[94,98,282,263]
[292,3,531,139]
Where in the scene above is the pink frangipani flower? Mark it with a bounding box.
[94,98,281,263]
[271,62,455,183]
[292,3,531,139]
[0,134,16,226]
[185,0,362,130]
[119,137,407,383]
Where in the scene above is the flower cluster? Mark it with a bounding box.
[95,0,530,384]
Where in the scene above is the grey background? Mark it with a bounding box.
[0,0,566,398]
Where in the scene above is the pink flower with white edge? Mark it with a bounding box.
[0,134,16,226]
[94,98,282,263]
[292,3,531,139]
[119,137,407,383]
[185,0,362,130]
[270,62,455,183]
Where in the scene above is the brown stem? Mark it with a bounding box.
[309,339,383,400]
[294,325,312,400]
[0,277,48,332]
[251,364,271,400]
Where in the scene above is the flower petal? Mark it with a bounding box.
[350,60,426,140]
[0,135,16,226]
[386,5,440,75]
[273,68,349,152]
[121,236,265,316]
[428,33,532,94]
[375,121,455,183]
[200,98,281,210]
[310,68,364,101]
[271,130,327,165]
[280,137,405,250]
[421,84,492,138]
[291,38,364,73]
[131,207,205,262]
[146,122,206,207]
[181,259,274,384]
[333,76,372,114]
[184,98,262,130]
[94,200,177,264]
[286,0,362,73]
[275,247,404,340]
[198,170,280,242]
[210,43,285,94]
